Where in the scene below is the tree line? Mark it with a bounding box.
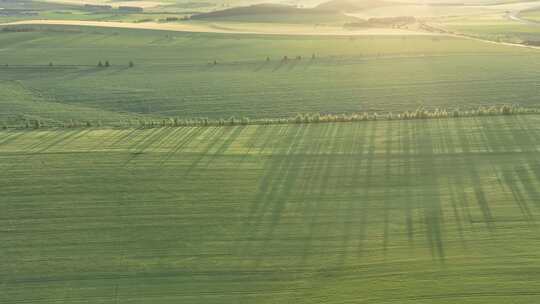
[3,105,537,131]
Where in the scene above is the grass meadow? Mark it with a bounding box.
[2,3,540,301]
[1,25,540,126]
[3,115,540,303]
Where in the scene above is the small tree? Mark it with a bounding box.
[501,105,513,115]
[49,62,53,67]
[98,61,103,67]
[105,60,110,67]
[129,61,134,68]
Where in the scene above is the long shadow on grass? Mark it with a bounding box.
[26,129,88,153]
[109,128,145,148]
[337,122,367,266]
[500,116,540,218]
[382,120,395,257]
[122,127,178,167]
[158,127,208,167]
[272,60,287,72]
[0,131,28,148]
[3,128,91,172]
[241,125,308,264]
[286,59,300,71]
[482,117,537,223]
[178,126,227,170]
[455,118,494,231]
[254,125,308,227]
[501,168,534,224]
[400,121,416,246]
[184,126,245,176]
[236,124,272,168]
[515,165,540,212]
[512,116,540,197]
[253,61,270,72]
[414,121,445,261]
[356,122,378,258]
[301,123,343,266]
[199,125,246,169]
[439,119,468,249]
[255,125,311,264]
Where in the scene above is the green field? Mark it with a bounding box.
[3,0,540,302]
[1,25,540,127]
[3,115,540,303]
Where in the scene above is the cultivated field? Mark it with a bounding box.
[3,116,540,303]
[2,0,540,302]
[1,25,539,127]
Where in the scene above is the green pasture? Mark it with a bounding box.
[1,25,539,126]
[2,115,540,303]
[437,15,540,44]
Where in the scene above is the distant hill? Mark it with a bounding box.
[190,3,357,23]
[316,0,390,12]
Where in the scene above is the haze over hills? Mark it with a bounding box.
[189,3,359,23]
[316,0,390,12]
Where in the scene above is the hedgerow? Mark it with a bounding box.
[5,105,538,130]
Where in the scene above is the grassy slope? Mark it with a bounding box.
[0,26,539,125]
[2,116,540,303]
[0,81,141,125]
[434,14,540,43]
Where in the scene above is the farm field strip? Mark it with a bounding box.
[1,27,539,125]
[2,116,540,303]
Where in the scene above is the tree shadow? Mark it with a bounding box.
[271,60,289,72]
[399,121,416,246]
[122,127,177,167]
[3,129,91,172]
[337,122,368,266]
[158,127,207,167]
[356,122,378,258]
[440,119,468,249]
[455,118,494,231]
[0,131,28,148]
[181,126,232,175]
[299,123,333,266]
[240,125,306,261]
[253,61,270,72]
[414,121,445,262]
